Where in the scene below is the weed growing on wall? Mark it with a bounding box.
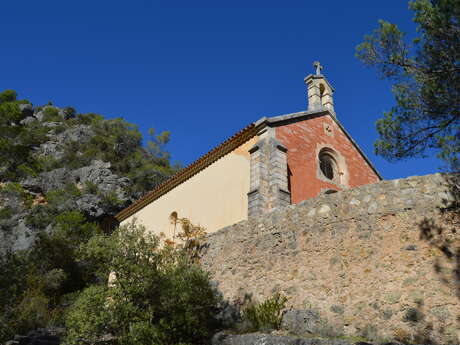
[168,211,207,262]
[242,293,288,332]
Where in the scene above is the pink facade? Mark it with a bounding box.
[275,114,380,204]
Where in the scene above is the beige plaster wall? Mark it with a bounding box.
[121,137,258,239]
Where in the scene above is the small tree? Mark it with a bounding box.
[65,221,220,345]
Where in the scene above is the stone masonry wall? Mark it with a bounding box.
[201,173,460,344]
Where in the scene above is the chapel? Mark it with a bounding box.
[115,63,382,238]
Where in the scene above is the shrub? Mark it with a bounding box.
[42,107,62,122]
[83,181,99,194]
[25,205,54,229]
[0,251,28,342]
[1,182,33,208]
[0,89,17,104]
[242,293,288,332]
[0,210,102,344]
[0,206,13,220]
[100,190,124,209]
[65,222,220,345]
[46,184,82,206]
[62,107,77,119]
[16,164,39,179]
[36,155,60,172]
[64,285,111,345]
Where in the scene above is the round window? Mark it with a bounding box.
[319,150,338,181]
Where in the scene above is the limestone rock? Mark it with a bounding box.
[19,116,37,125]
[2,159,131,253]
[36,124,95,160]
[74,193,105,218]
[215,302,241,329]
[22,167,70,193]
[7,327,63,345]
[73,160,130,194]
[211,332,355,345]
[281,310,339,337]
[22,160,129,197]
[34,106,65,122]
[21,160,130,217]
[18,103,34,117]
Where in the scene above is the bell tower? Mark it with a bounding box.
[304,61,335,116]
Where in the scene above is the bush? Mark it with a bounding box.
[62,107,77,119]
[64,285,111,345]
[64,222,220,345]
[0,251,28,341]
[83,181,99,194]
[0,210,102,344]
[242,293,287,332]
[25,205,54,229]
[0,89,17,104]
[42,107,63,122]
[100,190,124,209]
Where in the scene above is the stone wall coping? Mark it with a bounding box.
[207,172,458,240]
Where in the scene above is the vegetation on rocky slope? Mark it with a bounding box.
[0,89,218,344]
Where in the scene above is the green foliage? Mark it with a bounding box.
[47,184,82,205]
[42,107,63,122]
[83,181,99,194]
[0,211,102,343]
[36,155,61,172]
[1,182,33,207]
[24,185,85,230]
[62,107,77,119]
[0,89,179,186]
[356,0,460,171]
[0,251,28,341]
[0,89,17,104]
[25,205,54,230]
[147,127,171,162]
[100,190,124,209]
[3,182,26,195]
[64,285,111,344]
[65,222,220,345]
[0,92,40,181]
[0,89,180,342]
[242,293,287,332]
[0,206,13,220]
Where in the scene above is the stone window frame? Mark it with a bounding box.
[315,146,348,188]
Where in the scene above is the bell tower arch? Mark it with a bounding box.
[304,61,335,115]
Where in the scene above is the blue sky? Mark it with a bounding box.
[1,0,442,179]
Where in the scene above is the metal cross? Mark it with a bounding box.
[313,61,323,75]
